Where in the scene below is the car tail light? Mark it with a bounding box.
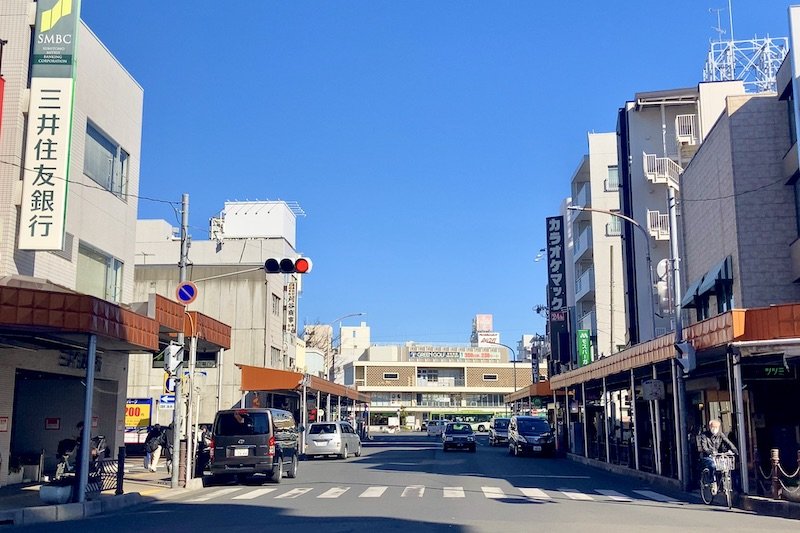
[209,439,215,462]
[268,435,276,456]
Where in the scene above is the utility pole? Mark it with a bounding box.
[668,187,690,490]
[172,193,189,489]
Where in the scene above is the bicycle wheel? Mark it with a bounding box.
[700,468,715,504]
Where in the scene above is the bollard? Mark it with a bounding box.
[771,448,781,500]
[116,446,125,495]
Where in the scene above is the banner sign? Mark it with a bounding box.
[546,216,569,366]
[125,398,152,428]
[476,331,500,347]
[18,0,81,250]
[577,329,592,366]
[285,280,297,335]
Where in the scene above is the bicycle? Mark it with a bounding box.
[700,452,736,508]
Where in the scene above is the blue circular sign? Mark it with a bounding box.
[176,281,198,304]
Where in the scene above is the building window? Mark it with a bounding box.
[271,346,281,368]
[271,293,280,316]
[383,372,399,380]
[84,122,128,198]
[76,243,122,302]
[788,98,797,148]
[482,374,498,381]
[606,165,620,191]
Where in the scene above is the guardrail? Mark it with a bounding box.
[756,448,800,502]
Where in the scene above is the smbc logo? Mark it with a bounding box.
[40,0,73,33]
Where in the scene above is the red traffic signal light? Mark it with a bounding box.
[264,257,313,274]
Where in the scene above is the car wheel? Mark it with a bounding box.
[286,454,298,479]
[355,444,362,457]
[270,459,283,483]
[341,446,348,460]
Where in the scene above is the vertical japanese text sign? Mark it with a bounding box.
[18,0,81,250]
[577,329,592,367]
[546,216,568,364]
[285,280,297,335]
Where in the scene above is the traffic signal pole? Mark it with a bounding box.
[171,193,189,489]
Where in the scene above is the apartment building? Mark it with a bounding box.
[570,132,627,361]
[616,81,745,344]
[347,342,532,429]
[129,201,305,424]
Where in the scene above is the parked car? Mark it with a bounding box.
[209,408,299,484]
[305,421,362,459]
[488,417,510,447]
[508,416,555,457]
[442,423,476,452]
[427,420,450,437]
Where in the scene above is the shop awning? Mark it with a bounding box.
[681,276,703,308]
[697,256,732,295]
[238,364,370,403]
[550,302,800,389]
[504,381,553,403]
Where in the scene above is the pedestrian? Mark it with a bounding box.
[144,424,164,472]
[252,393,262,408]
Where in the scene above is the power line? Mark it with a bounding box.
[680,176,787,203]
[0,158,180,206]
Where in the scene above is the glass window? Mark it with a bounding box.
[482,374,498,381]
[271,293,281,315]
[214,412,269,436]
[309,423,337,435]
[606,165,620,191]
[517,418,551,433]
[383,372,399,380]
[84,122,128,198]
[788,99,797,147]
[76,243,122,302]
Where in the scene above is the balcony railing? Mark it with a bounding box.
[647,210,670,240]
[575,267,595,301]
[574,182,591,208]
[606,218,622,236]
[675,114,698,146]
[578,310,596,332]
[642,152,683,189]
[574,228,592,258]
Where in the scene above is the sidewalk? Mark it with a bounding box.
[0,457,200,527]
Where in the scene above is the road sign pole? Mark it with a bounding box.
[171,193,189,489]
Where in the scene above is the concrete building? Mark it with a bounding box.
[616,81,745,344]
[0,1,149,487]
[570,132,627,360]
[347,342,531,430]
[129,200,307,424]
[336,322,370,384]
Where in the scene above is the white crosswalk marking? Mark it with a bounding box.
[318,487,350,499]
[596,489,632,502]
[275,488,313,499]
[232,488,277,500]
[481,486,505,499]
[558,488,594,501]
[359,486,388,498]
[519,488,550,500]
[443,487,465,498]
[633,490,677,503]
[401,485,425,497]
[189,488,241,502]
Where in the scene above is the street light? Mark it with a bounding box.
[328,312,366,382]
[567,205,657,341]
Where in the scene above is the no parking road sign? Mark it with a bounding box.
[176,281,198,305]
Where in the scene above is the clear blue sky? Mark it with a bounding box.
[82,1,790,346]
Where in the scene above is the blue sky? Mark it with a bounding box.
[82,1,790,346]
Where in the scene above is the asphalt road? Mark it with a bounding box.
[20,433,799,533]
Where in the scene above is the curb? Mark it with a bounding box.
[0,493,142,528]
[737,494,800,520]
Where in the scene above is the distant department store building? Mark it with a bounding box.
[345,342,532,428]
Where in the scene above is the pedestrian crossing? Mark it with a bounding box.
[186,484,683,505]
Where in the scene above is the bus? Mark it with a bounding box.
[429,412,502,432]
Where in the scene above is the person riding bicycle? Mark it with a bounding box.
[699,419,737,490]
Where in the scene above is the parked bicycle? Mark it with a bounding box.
[700,452,736,508]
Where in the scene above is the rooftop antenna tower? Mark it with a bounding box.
[703,0,788,93]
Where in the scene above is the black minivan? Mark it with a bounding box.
[210,408,299,483]
[508,415,555,457]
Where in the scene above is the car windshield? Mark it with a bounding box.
[214,412,269,436]
[517,419,551,434]
[493,419,510,429]
[446,423,473,434]
[309,423,338,435]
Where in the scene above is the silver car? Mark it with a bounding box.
[304,421,362,459]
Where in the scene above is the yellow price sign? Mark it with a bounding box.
[125,399,152,428]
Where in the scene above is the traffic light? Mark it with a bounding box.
[264,257,313,274]
[675,341,696,374]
